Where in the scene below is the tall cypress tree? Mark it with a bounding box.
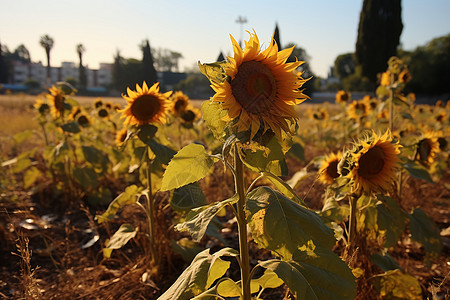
[141,39,157,86]
[273,22,281,49]
[355,0,403,83]
[0,40,9,83]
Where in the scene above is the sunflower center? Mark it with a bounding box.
[358,146,385,179]
[231,61,277,115]
[181,110,195,122]
[417,139,432,162]
[174,99,186,111]
[131,95,160,122]
[326,160,340,179]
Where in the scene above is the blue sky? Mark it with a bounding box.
[1,0,449,77]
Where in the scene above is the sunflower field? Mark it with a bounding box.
[0,32,449,300]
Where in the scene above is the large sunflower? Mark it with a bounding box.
[119,82,172,126]
[348,131,401,194]
[46,85,65,118]
[210,31,309,139]
[171,91,190,117]
[319,152,342,184]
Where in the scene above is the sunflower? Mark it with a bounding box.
[210,30,309,140]
[347,100,370,120]
[415,131,440,166]
[77,114,90,127]
[98,108,109,118]
[336,90,351,104]
[94,99,103,108]
[362,95,378,110]
[46,85,65,118]
[69,107,82,120]
[398,69,411,83]
[312,107,329,121]
[119,82,172,126]
[380,71,391,86]
[180,105,201,125]
[171,91,190,117]
[34,98,50,116]
[115,128,129,146]
[318,152,342,184]
[347,131,401,194]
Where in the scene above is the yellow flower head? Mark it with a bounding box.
[180,105,201,125]
[210,30,309,140]
[398,69,411,83]
[94,98,103,108]
[98,108,109,118]
[318,152,342,184]
[380,71,391,86]
[34,98,50,116]
[171,91,190,117]
[46,85,65,118]
[347,100,370,120]
[119,82,172,126]
[416,131,440,165]
[347,130,401,194]
[336,90,351,104]
[436,111,447,123]
[115,128,128,146]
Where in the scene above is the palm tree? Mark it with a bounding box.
[76,43,87,89]
[39,34,54,83]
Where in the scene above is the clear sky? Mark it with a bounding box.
[1,0,449,78]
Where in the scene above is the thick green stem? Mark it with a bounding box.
[146,147,158,266]
[233,144,251,300]
[348,193,358,250]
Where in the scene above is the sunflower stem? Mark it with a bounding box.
[145,146,158,267]
[348,193,358,251]
[233,143,251,300]
[389,79,395,133]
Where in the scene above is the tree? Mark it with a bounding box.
[13,45,31,63]
[355,0,403,83]
[39,34,54,82]
[0,40,9,83]
[273,22,281,49]
[334,53,356,80]
[152,47,183,72]
[76,43,87,89]
[141,40,158,85]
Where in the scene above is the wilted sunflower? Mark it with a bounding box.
[416,131,440,166]
[335,90,351,104]
[46,85,65,118]
[171,91,190,117]
[115,128,129,146]
[347,131,401,194]
[210,30,309,139]
[119,82,172,126]
[318,152,342,184]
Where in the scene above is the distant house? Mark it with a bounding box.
[157,71,188,92]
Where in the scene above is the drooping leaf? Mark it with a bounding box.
[286,140,305,161]
[409,208,443,261]
[60,121,81,133]
[137,124,158,144]
[97,185,142,224]
[103,224,138,258]
[370,253,400,272]
[161,143,216,191]
[198,60,227,84]
[376,195,407,248]
[263,171,306,206]
[13,130,33,145]
[246,186,335,260]
[175,195,238,242]
[147,138,177,166]
[81,146,109,172]
[73,166,98,190]
[170,183,207,213]
[402,161,433,183]
[158,247,238,300]
[319,196,349,224]
[371,269,422,300]
[252,269,284,290]
[201,100,228,141]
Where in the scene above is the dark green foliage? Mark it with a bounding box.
[141,39,157,86]
[355,0,403,83]
[39,34,54,81]
[77,44,87,90]
[0,41,9,83]
[334,53,356,80]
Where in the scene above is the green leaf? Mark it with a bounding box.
[376,195,407,248]
[60,121,81,133]
[198,60,227,84]
[137,124,158,144]
[23,167,41,189]
[97,185,141,224]
[409,208,442,261]
[175,195,238,242]
[252,269,284,290]
[73,166,98,190]
[171,238,203,263]
[370,253,400,272]
[246,186,335,260]
[161,143,216,191]
[371,269,422,300]
[81,146,109,172]
[201,100,228,140]
[170,183,207,213]
[263,171,306,206]
[13,130,33,145]
[103,224,138,258]
[402,161,433,183]
[158,247,238,300]
[147,138,177,166]
[286,140,305,161]
[319,196,349,224]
